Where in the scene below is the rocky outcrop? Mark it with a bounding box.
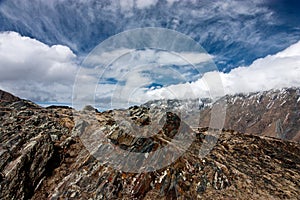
[0,99,72,199]
[0,94,300,199]
[0,90,20,102]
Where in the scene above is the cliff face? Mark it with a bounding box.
[0,90,300,199]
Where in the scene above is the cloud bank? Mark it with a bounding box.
[220,41,300,94]
[87,39,300,109]
[0,32,78,102]
[0,31,299,109]
[143,40,300,101]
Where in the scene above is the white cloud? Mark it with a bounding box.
[128,71,222,102]
[86,48,132,67]
[135,0,158,9]
[166,0,180,5]
[0,31,78,102]
[88,41,300,108]
[78,48,215,109]
[120,0,134,12]
[88,48,212,78]
[157,51,213,66]
[220,40,300,94]
[88,48,212,66]
[136,40,300,101]
[1,31,299,109]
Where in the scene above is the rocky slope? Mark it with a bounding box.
[144,88,300,142]
[0,89,300,199]
[199,88,300,142]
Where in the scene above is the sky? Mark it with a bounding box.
[0,0,300,109]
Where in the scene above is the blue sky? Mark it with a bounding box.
[0,0,300,108]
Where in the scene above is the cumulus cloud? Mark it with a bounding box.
[220,40,300,94]
[75,48,214,109]
[142,40,300,100]
[82,40,300,110]
[1,31,299,109]
[0,32,78,102]
[84,48,212,87]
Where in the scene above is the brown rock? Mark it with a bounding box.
[0,89,20,102]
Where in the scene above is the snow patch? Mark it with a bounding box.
[266,101,274,109]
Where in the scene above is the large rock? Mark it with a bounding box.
[0,133,55,199]
[0,95,72,200]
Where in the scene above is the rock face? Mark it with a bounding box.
[0,96,73,199]
[0,89,300,199]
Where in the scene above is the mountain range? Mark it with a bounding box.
[143,87,300,142]
[0,88,299,199]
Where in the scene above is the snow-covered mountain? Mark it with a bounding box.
[143,98,213,111]
[141,87,300,142]
[200,87,300,142]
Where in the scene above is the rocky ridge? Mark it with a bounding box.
[144,88,300,142]
[0,89,299,199]
[199,87,300,142]
[0,89,20,102]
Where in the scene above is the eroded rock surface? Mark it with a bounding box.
[0,96,73,199]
